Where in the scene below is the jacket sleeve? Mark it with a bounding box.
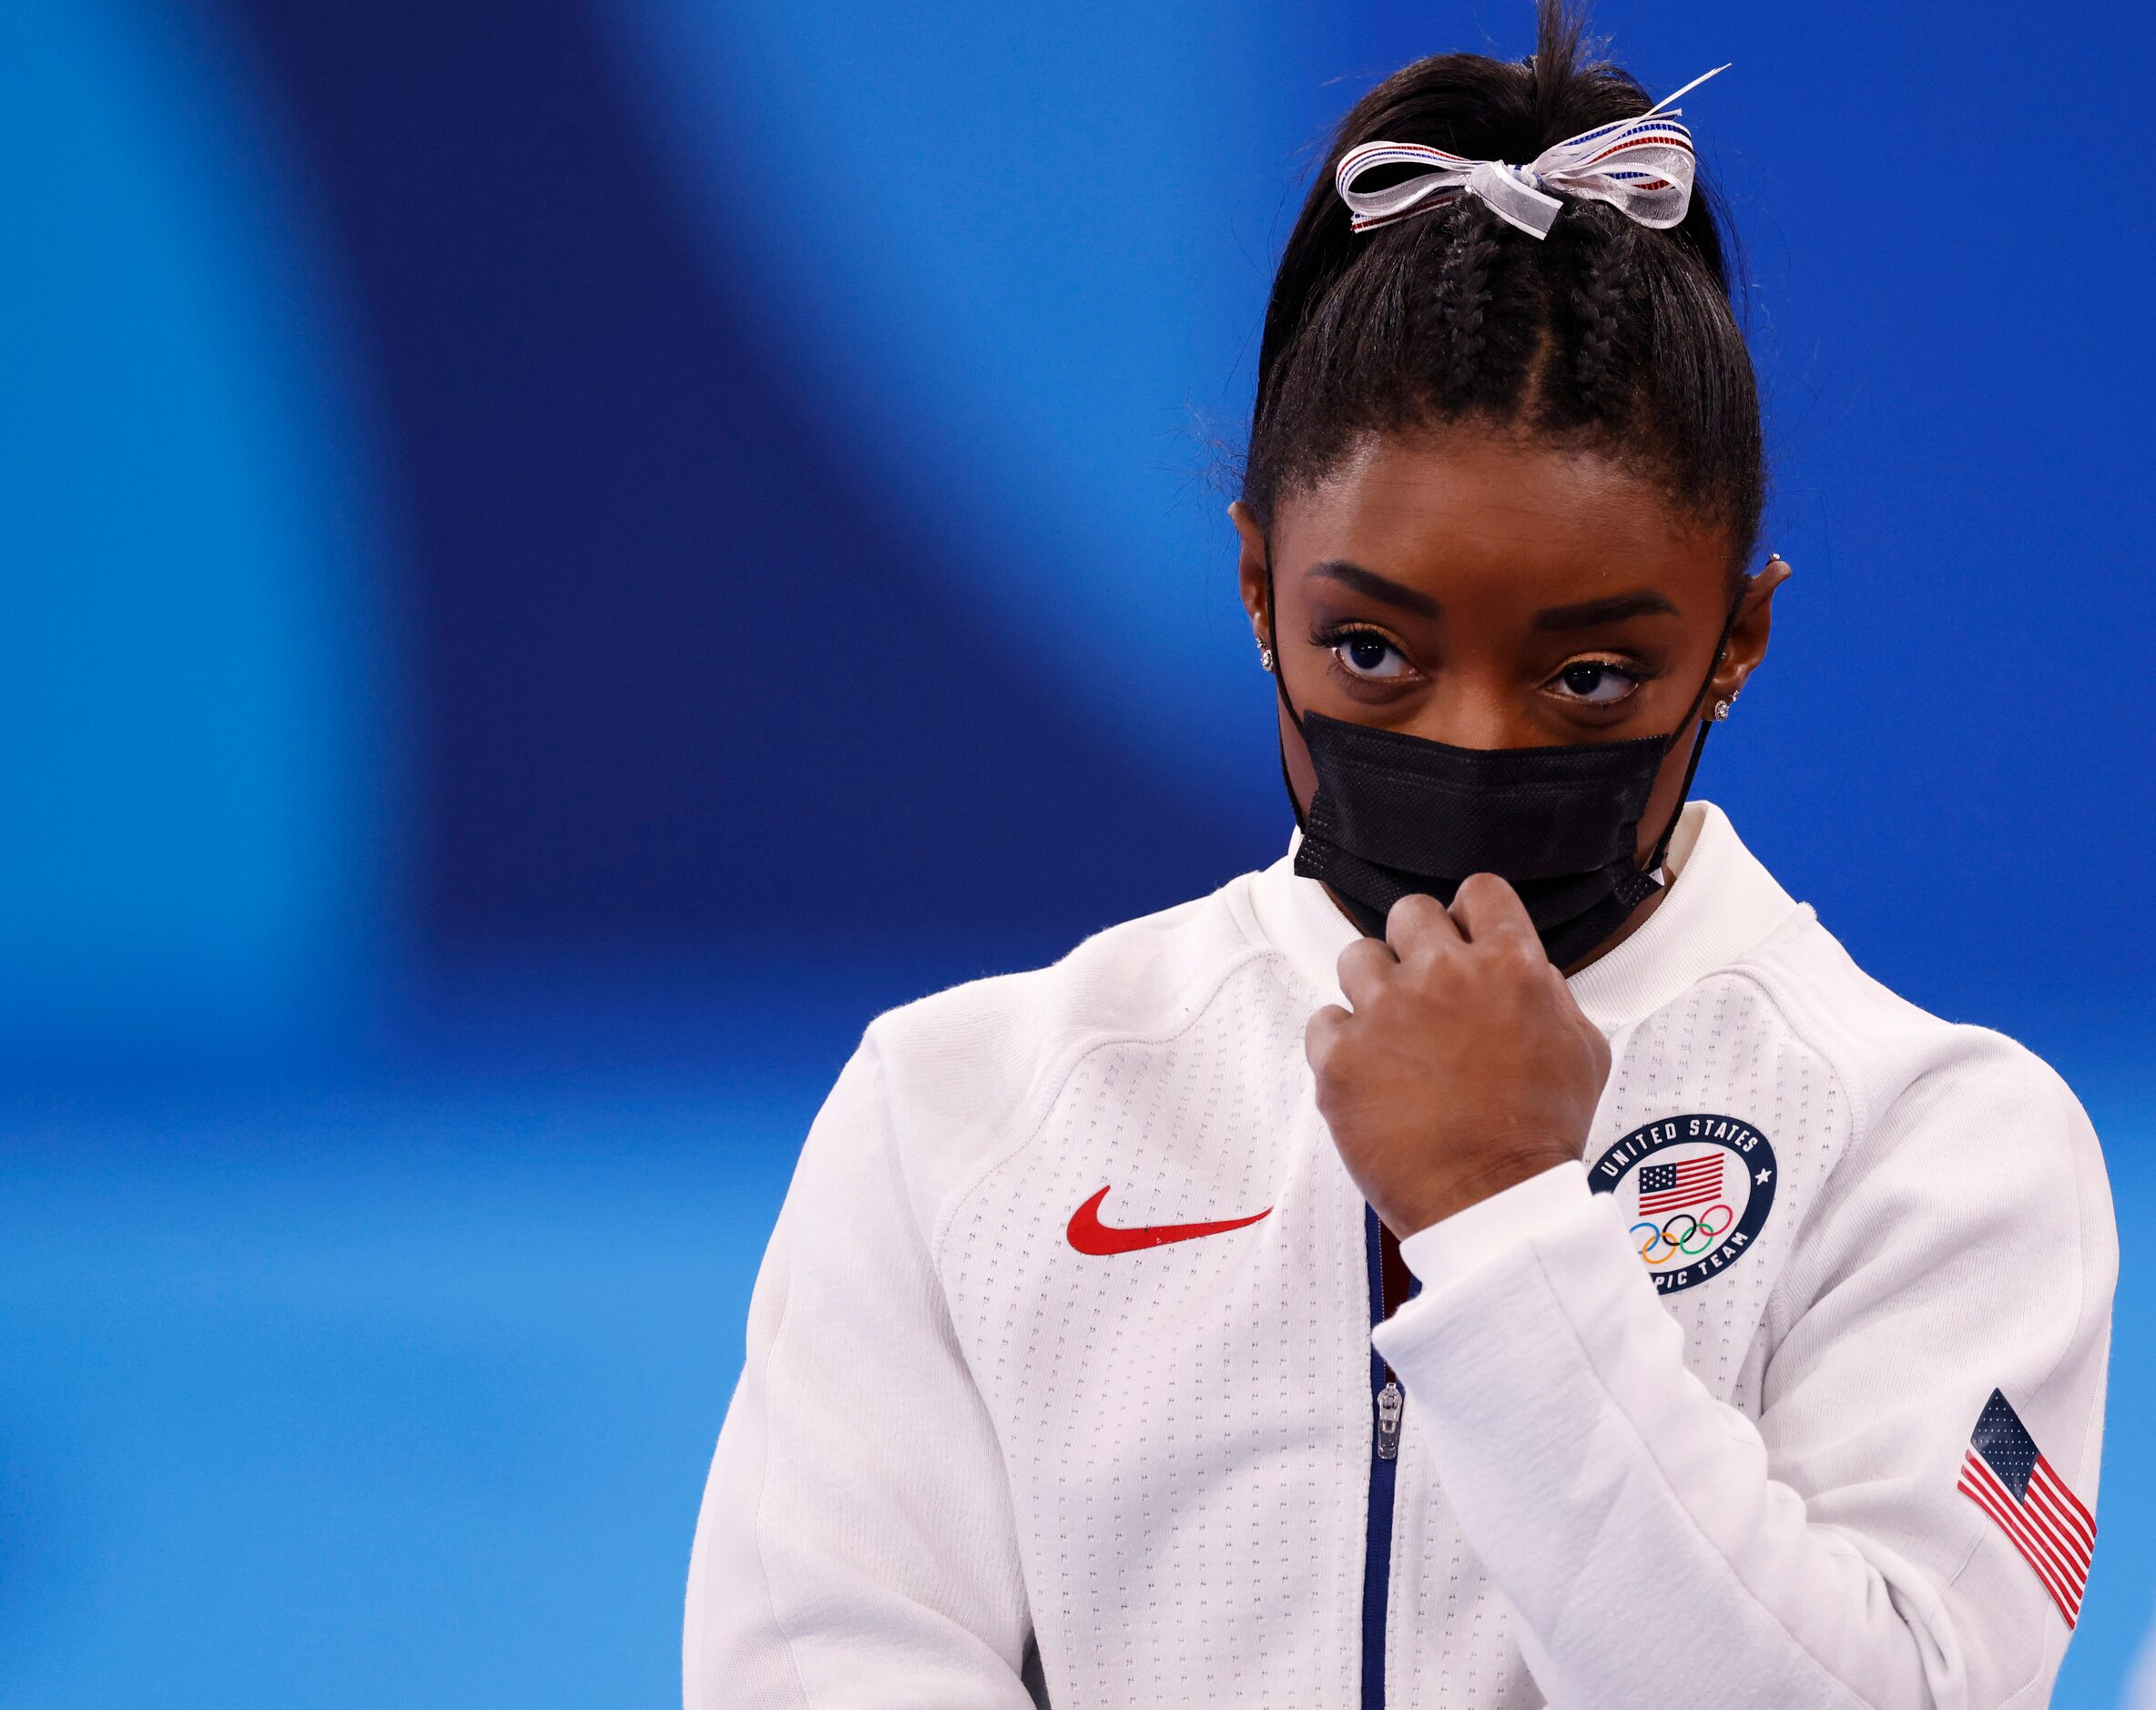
[684,1036,1035,1710]
[1370,1045,2114,1710]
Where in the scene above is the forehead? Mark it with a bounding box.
[1274,429,1730,615]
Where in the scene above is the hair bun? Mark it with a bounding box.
[1243,0,1761,575]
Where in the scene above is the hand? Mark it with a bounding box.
[1307,874,1612,1239]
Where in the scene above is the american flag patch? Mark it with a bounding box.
[1958,1389,2095,1626]
[1637,1153,1721,1216]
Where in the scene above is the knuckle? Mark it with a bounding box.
[1386,891,1442,939]
[1337,939,1389,984]
[1480,934,1536,983]
[1459,870,1517,911]
[1508,935,1551,973]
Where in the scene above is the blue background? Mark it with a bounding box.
[3,0,2150,1702]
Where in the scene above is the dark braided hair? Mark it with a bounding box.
[1244,1,1764,580]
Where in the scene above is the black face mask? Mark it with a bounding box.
[1266,557,1736,968]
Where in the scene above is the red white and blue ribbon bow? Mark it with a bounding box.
[1334,63,1729,240]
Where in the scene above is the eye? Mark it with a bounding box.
[1330,630,1414,681]
[1549,658,1643,706]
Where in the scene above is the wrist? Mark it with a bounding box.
[1385,1142,1578,1239]
[1393,1160,1593,1290]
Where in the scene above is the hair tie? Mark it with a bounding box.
[1334,63,1729,241]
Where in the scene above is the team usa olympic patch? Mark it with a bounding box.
[1587,1114,1777,1295]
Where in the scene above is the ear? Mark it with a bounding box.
[1709,553,1792,707]
[1229,501,1272,646]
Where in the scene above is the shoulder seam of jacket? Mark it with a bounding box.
[1723,920,1876,1135]
[928,944,1285,1276]
[1698,951,1870,1341]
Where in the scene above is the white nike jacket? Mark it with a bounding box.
[686,802,2115,1709]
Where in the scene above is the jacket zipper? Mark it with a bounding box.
[1360,1204,1409,1710]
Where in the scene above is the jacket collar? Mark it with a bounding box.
[1244,800,1806,1032]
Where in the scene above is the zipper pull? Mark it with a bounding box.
[1375,1379,1403,1461]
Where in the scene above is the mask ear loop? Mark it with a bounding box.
[1642,585,1745,877]
[1261,544,1312,835]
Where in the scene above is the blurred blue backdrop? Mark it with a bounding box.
[1,0,2149,1703]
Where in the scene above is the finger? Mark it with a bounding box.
[1305,1003,1350,1073]
[1383,890,1459,961]
[1448,871,1541,949]
[1335,936,1397,1007]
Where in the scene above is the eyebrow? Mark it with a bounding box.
[1531,590,1679,631]
[1305,559,1442,619]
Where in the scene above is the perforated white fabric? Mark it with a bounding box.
[686,803,2113,1710]
[941,964,1368,1703]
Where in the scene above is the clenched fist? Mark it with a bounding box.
[1307,872,1612,1240]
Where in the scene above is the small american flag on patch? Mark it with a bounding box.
[1958,1388,2095,1626]
[1638,1153,1721,1216]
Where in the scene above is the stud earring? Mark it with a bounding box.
[1712,697,1733,721]
[1257,642,1276,673]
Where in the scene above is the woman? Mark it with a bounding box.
[686,8,2115,1705]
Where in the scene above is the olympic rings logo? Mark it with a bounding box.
[1631,1205,1734,1266]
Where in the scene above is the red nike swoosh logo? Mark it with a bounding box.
[1065,1185,1273,1256]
